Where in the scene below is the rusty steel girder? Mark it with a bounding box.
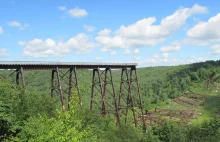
[51,67,81,110]
[118,67,146,130]
[90,68,120,125]
[90,67,146,130]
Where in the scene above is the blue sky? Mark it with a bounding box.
[0,0,219,67]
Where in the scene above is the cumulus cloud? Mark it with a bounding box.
[8,21,21,27]
[19,33,96,58]
[7,21,29,30]
[210,44,220,54]
[18,41,25,46]
[84,25,95,32]
[160,41,181,53]
[59,6,88,18]
[96,35,125,51]
[162,53,169,58]
[0,48,9,57]
[133,49,139,54]
[134,56,140,60]
[110,51,117,55]
[185,13,220,45]
[0,26,3,34]
[137,55,208,67]
[152,54,159,59]
[96,57,101,60]
[123,49,130,55]
[98,29,111,36]
[183,38,209,46]
[58,6,67,11]
[96,4,207,50]
[69,8,88,18]
[96,29,126,51]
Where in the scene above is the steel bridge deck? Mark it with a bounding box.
[0,61,137,70]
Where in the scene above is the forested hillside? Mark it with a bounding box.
[0,60,220,141]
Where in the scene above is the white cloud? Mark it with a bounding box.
[96,4,207,50]
[152,54,159,59]
[123,49,130,55]
[58,6,67,11]
[98,29,111,36]
[96,35,125,51]
[133,49,139,54]
[84,25,95,32]
[96,29,125,52]
[210,44,220,54]
[18,41,25,46]
[117,4,207,45]
[100,48,108,52]
[110,51,116,55]
[183,38,209,46]
[7,21,29,30]
[0,48,9,57]
[59,6,88,18]
[0,26,3,34]
[190,4,208,14]
[19,33,96,58]
[8,21,21,27]
[96,57,101,60]
[185,13,220,45]
[134,56,140,60]
[160,41,181,53]
[68,8,88,18]
[137,55,208,67]
[162,53,169,58]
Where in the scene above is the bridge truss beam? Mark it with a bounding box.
[90,67,120,125]
[51,67,81,110]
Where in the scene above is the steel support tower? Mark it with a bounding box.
[0,61,146,129]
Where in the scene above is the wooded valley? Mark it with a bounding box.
[0,60,220,141]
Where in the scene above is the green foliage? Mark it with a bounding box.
[139,60,220,109]
[11,105,143,142]
[146,119,220,142]
[1,60,220,141]
[11,110,92,142]
[188,119,220,142]
[0,79,57,141]
[151,122,188,142]
[203,95,220,118]
[144,130,160,142]
[0,80,19,140]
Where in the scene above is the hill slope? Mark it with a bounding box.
[1,60,220,141]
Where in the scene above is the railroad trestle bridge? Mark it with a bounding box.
[0,61,146,129]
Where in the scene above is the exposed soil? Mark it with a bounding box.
[138,93,208,125]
